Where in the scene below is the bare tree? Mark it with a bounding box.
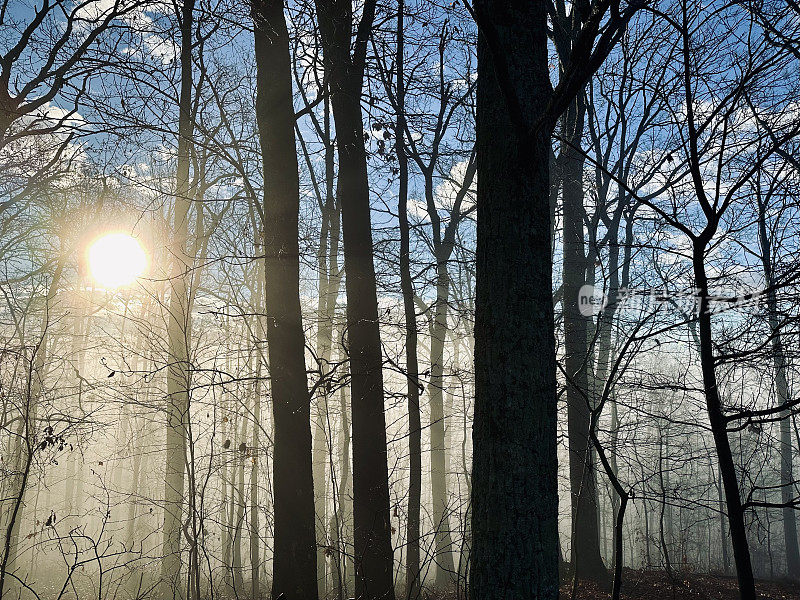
[312,0,396,597]
[252,1,319,599]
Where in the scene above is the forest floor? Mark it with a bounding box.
[561,569,799,599]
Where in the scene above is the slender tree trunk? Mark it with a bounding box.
[657,422,672,575]
[313,95,341,596]
[249,270,265,600]
[313,2,395,598]
[757,199,800,579]
[429,261,456,589]
[610,494,628,600]
[561,94,607,583]
[0,257,63,598]
[693,248,756,600]
[313,408,328,595]
[233,415,247,593]
[471,1,559,598]
[774,342,799,579]
[607,206,634,558]
[313,265,330,598]
[250,355,262,600]
[221,394,233,593]
[126,414,143,592]
[160,2,195,597]
[65,282,90,519]
[395,2,422,594]
[252,2,319,599]
[337,366,355,598]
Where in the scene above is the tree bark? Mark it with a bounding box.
[471,1,560,598]
[693,247,756,600]
[429,260,457,589]
[160,1,195,596]
[252,1,319,599]
[313,90,342,598]
[250,353,262,600]
[757,198,800,579]
[313,1,396,598]
[560,94,607,582]
[395,1,422,595]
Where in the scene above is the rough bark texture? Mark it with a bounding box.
[252,1,319,599]
[471,1,560,599]
[313,1,396,598]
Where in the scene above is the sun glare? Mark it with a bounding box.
[88,232,147,289]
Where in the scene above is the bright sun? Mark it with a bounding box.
[88,232,147,289]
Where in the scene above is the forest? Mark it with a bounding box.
[0,0,799,599]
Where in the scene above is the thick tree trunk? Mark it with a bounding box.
[693,248,755,600]
[252,2,319,599]
[313,2,396,598]
[396,2,422,594]
[471,1,560,599]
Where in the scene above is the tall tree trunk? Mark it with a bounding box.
[429,261,456,588]
[313,410,328,595]
[395,3,421,593]
[606,204,634,562]
[773,335,799,579]
[313,1,396,598]
[252,2,319,599]
[336,363,355,598]
[160,1,195,596]
[250,354,262,600]
[220,378,234,593]
[313,93,341,597]
[233,415,247,594]
[126,413,143,593]
[757,198,800,579]
[560,94,607,582]
[250,269,265,600]
[693,247,756,600]
[65,278,90,519]
[471,1,559,598]
[716,468,730,574]
[0,260,62,599]
[595,216,621,567]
